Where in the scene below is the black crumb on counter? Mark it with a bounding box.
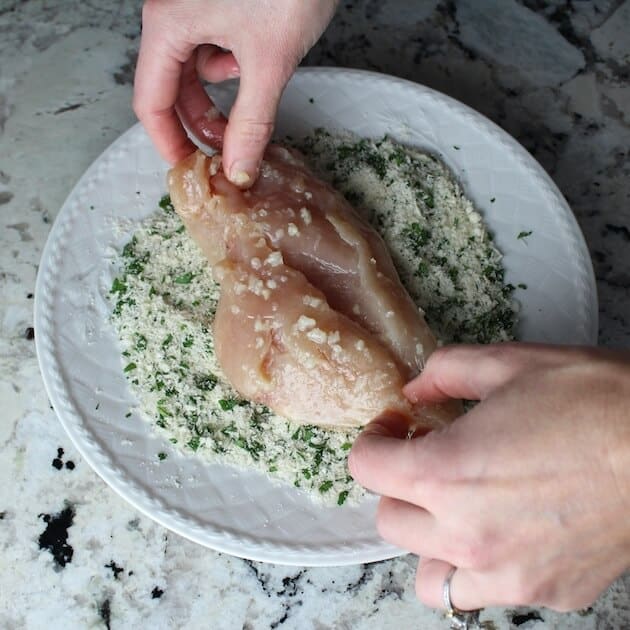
[25,326,34,340]
[52,447,64,470]
[52,446,76,471]
[105,561,125,580]
[98,598,112,630]
[151,586,164,599]
[38,504,75,568]
[510,610,544,625]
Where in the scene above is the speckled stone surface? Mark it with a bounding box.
[1,1,629,628]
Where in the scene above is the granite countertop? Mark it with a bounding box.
[1,1,629,628]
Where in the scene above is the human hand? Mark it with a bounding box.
[134,0,337,185]
[349,343,630,612]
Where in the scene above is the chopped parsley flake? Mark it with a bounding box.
[319,480,333,493]
[111,277,126,294]
[194,373,218,391]
[517,230,533,240]
[219,398,237,411]
[159,194,174,213]
[174,271,194,284]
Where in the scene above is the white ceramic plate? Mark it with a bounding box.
[35,68,597,567]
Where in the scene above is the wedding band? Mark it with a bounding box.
[442,566,482,630]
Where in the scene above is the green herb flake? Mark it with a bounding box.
[341,442,353,451]
[134,334,148,351]
[162,333,173,349]
[111,277,127,295]
[517,230,533,240]
[187,436,201,451]
[319,480,333,493]
[415,260,429,278]
[194,373,218,391]
[402,222,431,255]
[518,283,528,290]
[157,399,172,418]
[125,411,132,418]
[219,397,240,411]
[159,194,174,213]
[123,362,137,373]
[157,452,167,461]
[337,490,349,505]
[174,271,194,284]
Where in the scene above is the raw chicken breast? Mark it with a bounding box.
[168,147,459,428]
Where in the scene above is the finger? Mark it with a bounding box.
[403,342,582,404]
[416,559,488,611]
[222,54,295,186]
[197,45,240,83]
[176,51,228,151]
[133,23,195,163]
[348,413,442,506]
[377,496,453,560]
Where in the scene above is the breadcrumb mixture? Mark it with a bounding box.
[109,132,516,506]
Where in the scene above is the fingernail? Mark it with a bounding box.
[229,161,258,187]
[402,383,418,403]
[362,412,413,439]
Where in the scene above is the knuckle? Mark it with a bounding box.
[424,345,452,372]
[235,120,274,148]
[483,341,519,367]
[504,569,541,606]
[410,473,440,506]
[452,534,491,571]
[458,542,484,569]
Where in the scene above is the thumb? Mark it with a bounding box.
[222,55,294,187]
[403,342,584,404]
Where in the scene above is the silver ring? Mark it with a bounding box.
[442,566,482,630]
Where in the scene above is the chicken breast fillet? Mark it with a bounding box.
[168,147,460,428]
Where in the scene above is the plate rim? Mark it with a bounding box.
[34,66,598,567]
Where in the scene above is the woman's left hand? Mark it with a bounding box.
[349,342,630,612]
